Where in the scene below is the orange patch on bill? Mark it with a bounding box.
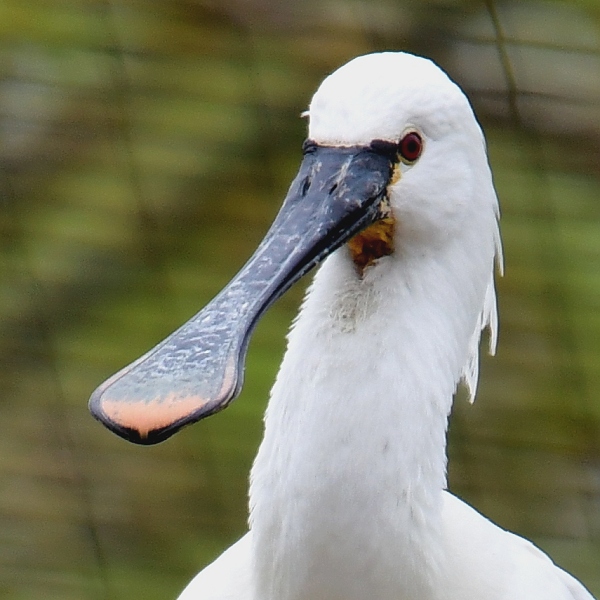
[100,394,210,440]
[91,348,239,441]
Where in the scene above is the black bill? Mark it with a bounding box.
[89,140,398,444]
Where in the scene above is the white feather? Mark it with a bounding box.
[177,52,594,600]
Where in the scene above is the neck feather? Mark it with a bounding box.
[249,241,493,600]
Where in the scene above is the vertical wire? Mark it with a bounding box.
[32,285,114,600]
[483,0,521,126]
[3,169,114,598]
[484,0,593,539]
[103,0,173,305]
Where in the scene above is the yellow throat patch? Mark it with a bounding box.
[347,212,395,276]
[348,164,398,276]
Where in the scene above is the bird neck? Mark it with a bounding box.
[249,243,488,600]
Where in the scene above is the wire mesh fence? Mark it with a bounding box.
[1,0,599,598]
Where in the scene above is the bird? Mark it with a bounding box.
[88,52,596,600]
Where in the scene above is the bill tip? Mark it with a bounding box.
[90,390,214,445]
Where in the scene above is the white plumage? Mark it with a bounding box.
[177,52,594,600]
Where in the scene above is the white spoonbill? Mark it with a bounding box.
[89,52,595,600]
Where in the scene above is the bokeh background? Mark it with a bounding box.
[1,0,600,598]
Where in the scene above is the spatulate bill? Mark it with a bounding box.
[89,142,395,444]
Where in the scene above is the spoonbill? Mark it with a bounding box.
[89,52,595,600]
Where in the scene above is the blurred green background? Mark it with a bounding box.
[1,0,600,598]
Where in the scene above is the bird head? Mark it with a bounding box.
[308,53,500,271]
[89,52,501,444]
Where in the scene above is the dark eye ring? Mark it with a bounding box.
[398,131,423,163]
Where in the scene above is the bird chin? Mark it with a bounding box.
[347,212,395,277]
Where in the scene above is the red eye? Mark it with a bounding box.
[399,131,423,163]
